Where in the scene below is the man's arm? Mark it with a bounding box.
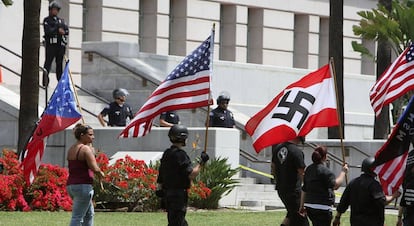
[97,113,106,127]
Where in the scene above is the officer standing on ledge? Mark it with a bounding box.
[156,125,209,226]
[209,91,235,128]
[42,1,69,87]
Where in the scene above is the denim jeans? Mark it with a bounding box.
[67,184,94,226]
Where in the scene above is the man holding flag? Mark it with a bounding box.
[21,61,82,184]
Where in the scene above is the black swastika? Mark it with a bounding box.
[272,90,315,130]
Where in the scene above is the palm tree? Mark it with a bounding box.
[328,0,344,139]
[352,0,414,138]
[17,0,41,155]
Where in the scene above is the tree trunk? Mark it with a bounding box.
[328,0,344,139]
[373,0,392,139]
[17,0,41,156]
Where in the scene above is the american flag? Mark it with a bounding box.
[374,95,414,195]
[22,61,82,184]
[370,43,414,117]
[119,34,213,138]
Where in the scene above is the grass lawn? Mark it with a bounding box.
[0,209,398,226]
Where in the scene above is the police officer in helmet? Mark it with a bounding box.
[98,88,134,127]
[333,157,401,226]
[209,91,235,128]
[157,125,209,226]
[42,1,69,87]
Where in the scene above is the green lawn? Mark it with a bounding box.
[0,210,398,226]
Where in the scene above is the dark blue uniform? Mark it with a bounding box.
[158,145,193,226]
[160,111,180,125]
[43,15,69,81]
[209,107,235,128]
[100,102,133,126]
[272,142,308,226]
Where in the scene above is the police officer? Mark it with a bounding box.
[209,91,235,128]
[98,88,134,127]
[271,136,309,226]
[397,149,414,226]
[157,125,209,226]
[333,157,401,226]
[42,1,69,86]
[160,111,180,127]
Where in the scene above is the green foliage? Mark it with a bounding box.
[191,157,239,209]
[352,0,414,57]
[1,0,13,6]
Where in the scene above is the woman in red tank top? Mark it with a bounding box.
[66,124,104,226]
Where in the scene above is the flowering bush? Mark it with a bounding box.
[188,181,212,208]
[94,153,159,212]
[0,150,30,211]
[24,164,72,211]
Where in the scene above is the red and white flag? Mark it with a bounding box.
[245,64,339,153]
[373,95,414,195]
[119,33,214,138]
[370,43,414,117]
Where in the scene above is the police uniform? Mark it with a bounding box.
[100,102,133,127]
[336,173,386,226]
[209,107,235,128]
[160,111,180,125]
[302,163,336,226]
[43,14,69,81]
[157,145,193,226]
[272,142,308,226]
[400,150,414,225]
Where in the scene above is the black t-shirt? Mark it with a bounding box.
[160,111,180,125]
[100,102,133,126]
[209,107,235,128]
[157,145,193,189]
[401,150,414,207]
[337,174,386,226]
[272,142,306,192]
[302,163,336,206]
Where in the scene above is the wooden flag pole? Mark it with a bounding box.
[329,57,348,184]
[203,24,215,154]
[64,57,85,124]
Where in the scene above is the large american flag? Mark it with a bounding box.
[22,62,82,184]
[370,43,414,117]
[119,34,213,138]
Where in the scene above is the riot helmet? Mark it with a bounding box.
[216,91,230,104]
[49,1,61,11]
[168,124,188,145]
[112,88,129,99]
[361,157,376,174]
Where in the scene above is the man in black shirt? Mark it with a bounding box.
[209,91,235,128]
[98,88,134,127]
[157,125,209,226]
[397,150,414,226]
[333,157,400,226]
[42,1,69,86]
[271,136,308,226]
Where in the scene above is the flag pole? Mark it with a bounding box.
[329,57,348,184]
[64,57,85,124]
[203,24,215,154]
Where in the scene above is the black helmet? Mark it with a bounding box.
[361,157,376,174]
[49,1,61,11]
[168,124,188,144]
[112,88,129,99]
[216,91,230,104]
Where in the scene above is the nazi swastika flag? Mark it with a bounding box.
[245,64,339,153]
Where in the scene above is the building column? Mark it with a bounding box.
[82,0,103,41]
[361,38,375,75]
[169,0,187,56]
[293,15,309,69]
[247,8,263,64]
[318,17,329,67]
